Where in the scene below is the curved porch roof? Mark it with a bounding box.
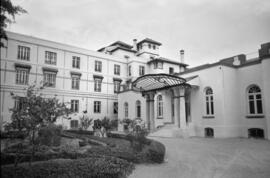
[132,73,189,93]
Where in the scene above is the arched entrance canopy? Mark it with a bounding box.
[132,73,190,93]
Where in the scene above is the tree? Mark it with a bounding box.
[0,0,27,47]
[79,110,93,130]
[7,84,71,166]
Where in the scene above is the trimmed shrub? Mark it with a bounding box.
[37,124,62,146]
[1,157,134,178]
[145,140,166,163]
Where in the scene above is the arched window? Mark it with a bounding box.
[247,85,263,115]
[157,95,163,118]
[124,102,128,118]
[205,88,214,116]
[136,100,141,118]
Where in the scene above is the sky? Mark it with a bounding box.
[8,0,270,67]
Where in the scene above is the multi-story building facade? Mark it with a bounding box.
[1,31,270,140]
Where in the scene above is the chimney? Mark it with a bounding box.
[180,49,184,63]
[133,39,137,51]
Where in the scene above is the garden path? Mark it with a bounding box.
[129,137,270,178]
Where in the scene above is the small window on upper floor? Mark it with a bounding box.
[139,66,145,76]
[45,51,57,65]
[17,46,30,61]
[128,66,132,76]
[247,85,263,115]
[114,64,120,75]
[148,43,151,49]
[95,61,102,72]
[72,56,80,69]
[169,67,174,74]
[153,45,156,50]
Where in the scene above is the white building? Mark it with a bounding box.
[1,31,270,139]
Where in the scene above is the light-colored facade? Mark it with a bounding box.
[1,31,270,139]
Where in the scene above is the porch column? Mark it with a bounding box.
[145,95,151,130]
[173,88,180,128]
[179,88,187,129]
[148,93,155,132]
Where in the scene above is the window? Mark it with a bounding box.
[128,66,132,76]
[139,66,145,76]
[153,45,156,50]
[114,80,121,93]
[169,67,174,74]
[113,102,118,114]
[70,120,79,129]
[16,67,29,85]
[95,61,102,72]
[45,51,57,65]
[154,62,163,69]
[17,46,30,60]
[248,128,264,138]
[205,88,214,116]
[71,100,79,112]
[43,71,56,87]
[94,78,102,92]
[136,100,141,118]
[148,43,151,49]
[14,97,26,110]
[157,95,163,118]
[205,128,214,138]
[72,56,80,69]
[114,64,120,75]
[124,102,128,118]
[71,75,80,90]
[247,85,263,115]
[94,101,101,113]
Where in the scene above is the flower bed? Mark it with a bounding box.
[1,156,134,178]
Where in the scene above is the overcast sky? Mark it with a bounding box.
[9,0,270,67]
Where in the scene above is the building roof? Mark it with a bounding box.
[97,41,133,52]
[147,57,188,67]
[137,38,162,46]
[179,54,261,75]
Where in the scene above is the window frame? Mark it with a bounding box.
[124,102,128,118]
[114,64,120,75]
[94,101,101,113]
[157,95,163,118]
[246,85,264,117]
[71,100,79,113]
[17,45,30,61]
[45,51,57,65]
[95,61,102,72]
[204,87,214,117]
[113,80,121,93]
[71,75,80,90]
[43,71,57,87]
[113,102,118,114]
[94,78,102,92]
[136,100,141,118]
[72,56,80,69]
[15,67,29,85]
[139,65,145,76]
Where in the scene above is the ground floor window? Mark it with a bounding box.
[94,101,101,113]
[248,128,264,139]
[205,127,214,138]
[70,120,79,129]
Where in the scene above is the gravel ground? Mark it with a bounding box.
[129,137,270,178]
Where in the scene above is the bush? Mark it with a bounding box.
[1,156,134,178]
[37,124,62,146]
[144,140,166,163]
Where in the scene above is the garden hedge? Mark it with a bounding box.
[1,157,134,178]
